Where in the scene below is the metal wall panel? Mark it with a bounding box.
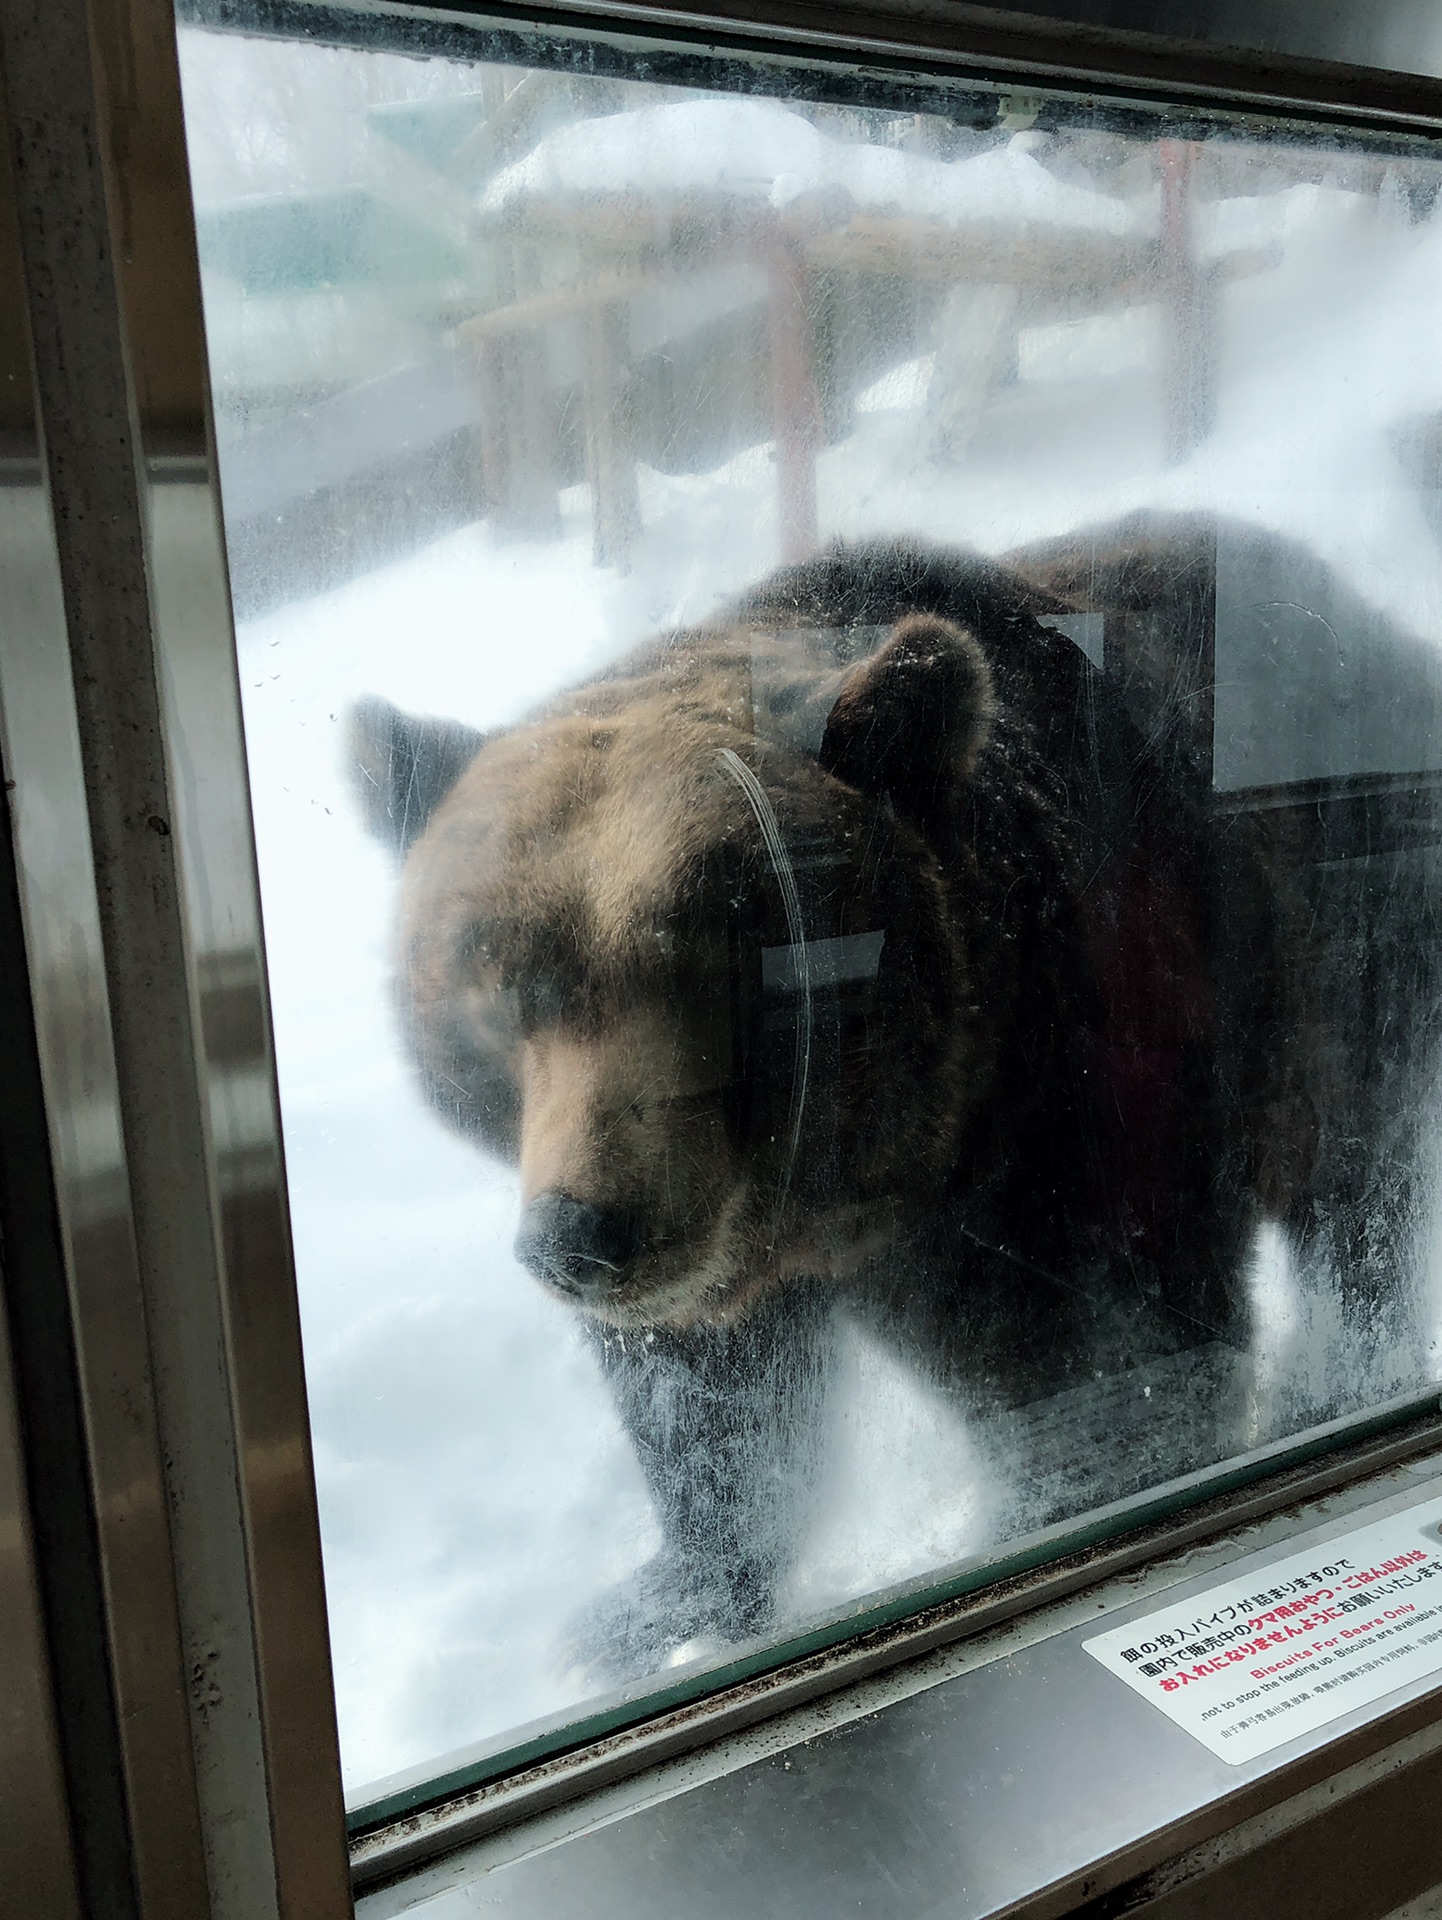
[0,0,351,1913]
[248,0,1442,132]
[0,1266,80,1919]
[0,63,206,1920]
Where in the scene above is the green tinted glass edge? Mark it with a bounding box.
[347,1386,1442,1833]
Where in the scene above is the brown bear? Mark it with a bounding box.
[1008,512,1442,1323]
[353,540,1302,1676]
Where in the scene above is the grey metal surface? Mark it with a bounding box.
[529,0,1442,107]
[813,0,1442,84]
[0,63,207,1920]
[361,1449,1442,1920]
[226,0,1442,132]
[0,1262,81,1920]
[1385,1882,1442,1920]
[1102,1714,1442,1916]
[0,0,351,1914]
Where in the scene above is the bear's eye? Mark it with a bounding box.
[517,973,568,1032]
[454,923,495,973]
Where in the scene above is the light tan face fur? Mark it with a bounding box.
[397,634,989,1329]
[397,703,757,1323]
[514,1008,751,1324]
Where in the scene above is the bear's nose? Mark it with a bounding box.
[515,1192,644,1298]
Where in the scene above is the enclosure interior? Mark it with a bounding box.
[174,9,1442,1810]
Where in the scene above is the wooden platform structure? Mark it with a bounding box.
[453,113,1269,567]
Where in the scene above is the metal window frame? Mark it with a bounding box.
[0,0,350,1913]
[8,1,1442,1916]
[182,0,1442,137]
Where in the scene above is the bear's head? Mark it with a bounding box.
[353,610,1004,1329]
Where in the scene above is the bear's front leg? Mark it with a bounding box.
[565,1283,836,1685]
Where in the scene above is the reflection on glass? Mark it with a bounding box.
[177,16,1442,1806]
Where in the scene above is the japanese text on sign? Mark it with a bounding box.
[1084,1496,1442,1763]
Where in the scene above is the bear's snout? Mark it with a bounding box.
[515,1191,646,1302]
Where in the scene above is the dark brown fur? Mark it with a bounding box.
[355,539,1310,1672]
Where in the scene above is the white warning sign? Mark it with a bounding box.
[1084,1495,1442,1764]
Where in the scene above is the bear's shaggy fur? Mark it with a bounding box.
[355,541,1306,1671]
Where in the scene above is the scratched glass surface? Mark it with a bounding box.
[178,11,1442,1803]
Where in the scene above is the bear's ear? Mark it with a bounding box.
[818,614,994,821]
[349,696,486,854]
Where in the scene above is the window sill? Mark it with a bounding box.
[358,1428,1442,1919]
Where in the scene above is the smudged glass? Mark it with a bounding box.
[176,5,1442,1819]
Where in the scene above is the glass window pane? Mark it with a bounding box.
[176,8,1442,1815]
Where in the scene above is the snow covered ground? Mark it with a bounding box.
[186,39,1442,1797]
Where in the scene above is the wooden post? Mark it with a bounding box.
[1159,139,1213,463]
[579,301,640,569]
[927,282,1018,463]
[470,331,506,517]
[467,327,560,540]
[765,232,822,563]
